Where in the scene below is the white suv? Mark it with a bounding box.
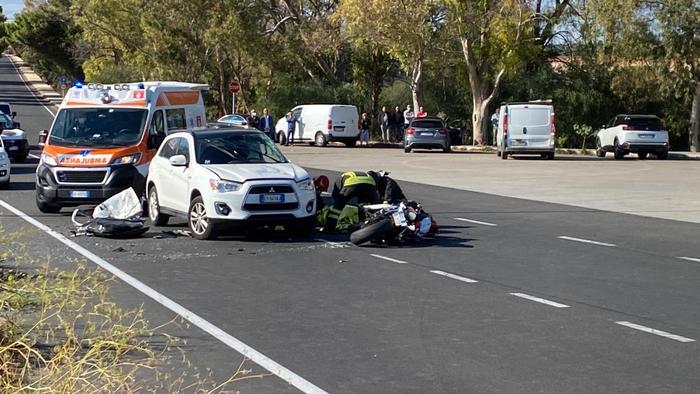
[0,137,10,189]
[146,128,316,240]
[595,115,669,160]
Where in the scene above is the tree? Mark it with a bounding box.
[444,0,540,145]
[336,0,445,111]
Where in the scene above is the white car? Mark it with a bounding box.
[146,128,316,240]
[275,104,359,146]
[0,137,11,189]
[0,112,29,162]
[595,115,669,160]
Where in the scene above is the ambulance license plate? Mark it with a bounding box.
[260,194,284,203]
[70,191,90,198]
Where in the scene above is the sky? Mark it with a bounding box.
[1,0,24,20]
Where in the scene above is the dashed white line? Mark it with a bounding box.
[510,293,570,308]
[557,236,616,247]
[454,218,498,226]
[616,321,695,343]
[0,199,327,394]
[678,256,700,263]
[429,270,478,283]
[370,254,408,264]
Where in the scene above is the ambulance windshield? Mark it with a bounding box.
[49,108,148,148]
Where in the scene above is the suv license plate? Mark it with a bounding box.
[260,194,284,203]
[70,191,90,198]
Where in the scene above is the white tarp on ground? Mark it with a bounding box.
[92,188,142,220]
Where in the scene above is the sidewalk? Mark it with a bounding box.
[4,53,62,110]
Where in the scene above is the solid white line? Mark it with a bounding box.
[370,254,408,264]
[429,270,478,283]
[6,56,57,116]
[510,293,570,308]
[0,199,327,394]
[678,256,700,263]
[557,236,616,247]
[616,321,695,343]
[454,218,497,226]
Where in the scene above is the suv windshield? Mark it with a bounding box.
[195,133,287,164]
[49,108,148,148]
[0,114,13,129]
[411,120,443,128]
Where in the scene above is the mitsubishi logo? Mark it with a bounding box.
[268,187,276,193]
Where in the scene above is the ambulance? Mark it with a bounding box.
[36,81,209,213]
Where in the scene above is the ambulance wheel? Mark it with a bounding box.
[148,185,170,226]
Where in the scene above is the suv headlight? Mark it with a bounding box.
[296,178,314,191]
[112,153,141,165]
[41,152,58,166]
[209,179,241,193]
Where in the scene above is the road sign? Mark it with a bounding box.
[58,75,67,84]
[60,84,67,90]
[229,81,241,93]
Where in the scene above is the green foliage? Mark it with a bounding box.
[573,123,595,151]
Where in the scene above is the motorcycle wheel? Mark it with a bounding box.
[350,218,394,245]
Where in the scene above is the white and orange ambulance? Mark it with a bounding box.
[36,81,209,213]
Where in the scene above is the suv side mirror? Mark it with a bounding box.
[169,154,188,167]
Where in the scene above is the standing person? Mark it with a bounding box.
[393,106,404,142]
[359,112,371,147]
[403,105,415,129]
[260,108,275,140]
[285,111,298,146]
[416,106,427,118]
[490,108,500,145]
[248,109,260,129]
[378,106,391,143]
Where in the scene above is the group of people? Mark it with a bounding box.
[359,104,428,146]
[243,108,276,141]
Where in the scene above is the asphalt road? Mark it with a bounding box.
[1,54,700,393]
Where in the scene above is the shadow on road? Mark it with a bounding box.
[5,181,35,191]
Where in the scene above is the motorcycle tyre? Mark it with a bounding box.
[350,218,394,245]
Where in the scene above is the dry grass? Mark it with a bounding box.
[0,226,267,392]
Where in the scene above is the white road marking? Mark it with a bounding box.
[454,218,498,226]
[370,254,408,264]
[678,256,700,263]
[429,270,478,283]
[510,293,570,308]
[557,236,616,247]
[6,56,57,116]
[615,321,695,343]
[0,199,327,394]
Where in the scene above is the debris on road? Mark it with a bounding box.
[153,229,192,239]
[70,188,148,238]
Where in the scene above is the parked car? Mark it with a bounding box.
[595,114,669,160]
[0,137,11,189]
[275,104,359,146]
[0,112,29,162]
[0,102,17,119]
[146,127,316,240]
[217,114,248,127]
[496,101,556,160]
[404,117,451,153]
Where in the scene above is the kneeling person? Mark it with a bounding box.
[324,171,381,232]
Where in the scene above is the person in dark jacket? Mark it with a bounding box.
[378,106,391,143]
[248,109,260,130]
[368,170,406,203]
[393,106,404,142]
[260,108,275,140]
[324,171,381,232]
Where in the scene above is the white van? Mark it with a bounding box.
[496,101,556,160]
[275,105,359,147]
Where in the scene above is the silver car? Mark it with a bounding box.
[217,114,248,127]
[404,117,451,153]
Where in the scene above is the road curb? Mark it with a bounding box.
[4,54,62,111]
